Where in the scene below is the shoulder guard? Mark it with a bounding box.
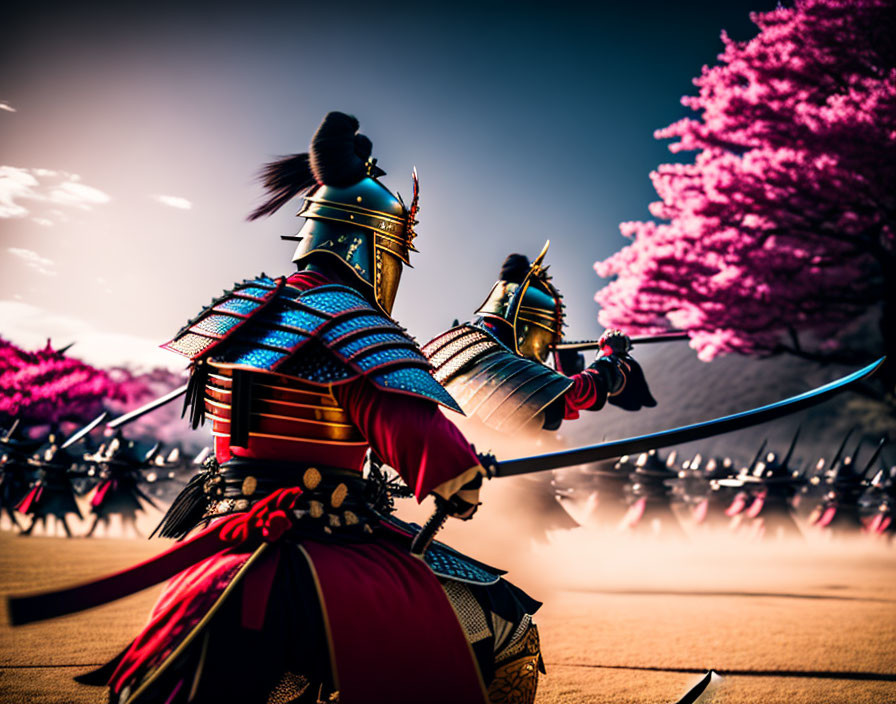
[422,324,572,432]
[164,277,461,413]
[163,274,284,360]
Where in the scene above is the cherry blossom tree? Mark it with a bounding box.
[0,338,191,445]
[595,0,895,387]
[0,338,127,424]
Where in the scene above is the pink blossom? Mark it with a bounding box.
[595,0,895,361]
[0,338,187,443]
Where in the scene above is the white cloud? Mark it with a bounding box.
[152,194,192,210]
[7,247,56,276]
[49,180,111,208]
[0,165,111,222]
[0,102,15,113]
[0,300,185,371]
[0,167,39,218]
[32,217,53,227]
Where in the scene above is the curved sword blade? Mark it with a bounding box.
[106,383,189,430]
[60,411,109,450]
[493,357,885,478]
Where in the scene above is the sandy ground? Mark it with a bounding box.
[0,503,894,704]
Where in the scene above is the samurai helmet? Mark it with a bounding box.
[249,112,418,316]
[476,240,565,362]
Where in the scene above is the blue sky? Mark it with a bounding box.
[1,0,773,369]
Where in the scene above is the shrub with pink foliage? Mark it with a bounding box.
[595,0,895,373]
[0,338,129,423]
[0,338,192,447]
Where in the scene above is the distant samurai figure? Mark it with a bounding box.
[0,422,42,531]
[84,432,161,538]
[17,433,83,537]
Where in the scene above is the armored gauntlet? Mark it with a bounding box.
[437,470,483,520]
[589,329,657,411]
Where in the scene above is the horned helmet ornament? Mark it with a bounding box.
[476,240,566,363]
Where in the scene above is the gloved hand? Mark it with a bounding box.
[437,470,483,520]
[590,329,657,411]
[597,328,633,358]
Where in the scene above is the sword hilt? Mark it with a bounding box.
[411,452,498,556]
[410,500,449,556]
[477,450,500,478]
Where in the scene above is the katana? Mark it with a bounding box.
[555,331,689,352]
[412,356,884,554]
[106,383,189,430]
[489,357,883,478]
[60,412,109,450]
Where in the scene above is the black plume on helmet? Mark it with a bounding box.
[500,254,531,284]
[248,111,383,221]
[247,152,314,221]
[310,112,372,187]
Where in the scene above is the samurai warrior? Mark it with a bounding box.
[726,441,805,541]
[0,422,42,531]
[17,430,83,537]
[687,455,741,529]
[422,242,656,434]
[807,439,882,536]
[422,244,656,535]
[83,431,161,538]
[619,450,686,538]
[10,113,542,704]
[865,462,896,539]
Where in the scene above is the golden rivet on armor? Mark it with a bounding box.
[309,501,324,519]
[241,475,258,496]
[363,524,373,534]
[303,468,322,490]
[328,514,341,527]
[356,196,362,203]
[349,214,355,220]
[323,526,332,534]
[343,511,359,526]
[330,483,348,508]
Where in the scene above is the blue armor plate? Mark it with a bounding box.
[382,516,505,585]
[425,544,504,585]
[164,276,463,412]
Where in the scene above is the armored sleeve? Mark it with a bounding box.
[332,378,483,502]
[562,369,611,419]
[538,368,611,429]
